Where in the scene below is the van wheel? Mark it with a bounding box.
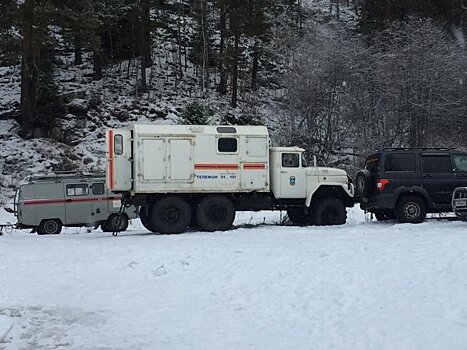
[103,213,129,232]
[312,198,347,226]
[139,206,157,232]
[150,196,191,234]
[37,219,62,235]
[196,195,235,232]
[395,196,426,223]
[287,208,314,225]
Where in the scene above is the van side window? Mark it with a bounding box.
[282,153,299,168]
[218,138,237,153]
[92,183,105,195]
[66,184,89,196]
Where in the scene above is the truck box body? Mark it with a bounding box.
[108,124,270,194]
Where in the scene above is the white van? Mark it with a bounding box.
[9,173,137,235]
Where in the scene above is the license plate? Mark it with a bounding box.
[455,200,467,207]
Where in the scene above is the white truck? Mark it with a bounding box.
[106,124,355,234]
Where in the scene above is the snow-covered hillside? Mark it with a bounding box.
[1,208,467,349]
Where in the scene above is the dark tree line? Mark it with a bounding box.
[0,0,303,138]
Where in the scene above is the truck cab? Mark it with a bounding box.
[270,147,354,206]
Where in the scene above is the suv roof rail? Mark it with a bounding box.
[382,147,456,151]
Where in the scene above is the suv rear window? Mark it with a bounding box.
[422,156,453,173]
[384,153,415,172]
[365,157,379,175]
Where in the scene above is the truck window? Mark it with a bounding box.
[114,134,123,155]
[218,138,237,153]
[66,184,89,196]
[92,183,105,195]
[282,153,299,168]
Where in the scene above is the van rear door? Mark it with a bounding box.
[107,129,132,191]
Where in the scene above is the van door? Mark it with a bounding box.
[279,153,306,198]
[90,182,108,223]
[64,183,93,225]
[107,129,132,191]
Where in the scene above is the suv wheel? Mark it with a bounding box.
[355,170,373,197]
[395,196,426,223]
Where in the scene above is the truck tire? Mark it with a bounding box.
[312,198,347,226]
[395,196,426,223]
[37,219,62,235]
[150,196,191,234]
[355,169,373,197]
[102,213,129,232]
[196,195,235,232]
[139,206,157,232]
[287,208,314,226]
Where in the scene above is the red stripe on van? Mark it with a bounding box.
[23,196,122,206]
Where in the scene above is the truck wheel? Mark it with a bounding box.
[104,213,129,232]
[196,195,235,232]
[312,198,347,226]
[395,196,426,223]
[37,219,62,235]
[150,196,191,234]
[287,208,314,226]
[140,206,157,232]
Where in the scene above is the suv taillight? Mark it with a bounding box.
[377,179,389,191]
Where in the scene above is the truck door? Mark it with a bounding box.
[279,153,307,198]
[168,139,193,181]
[65,183,93,225]
[107,129,132,191]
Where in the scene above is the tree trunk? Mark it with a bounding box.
[74,30,83,65]
[142,0,151,67]
[93,51,102,80]
[20,0,35,138]
[231,31,240,108]
[251,43,259,91]
[217,6,227,95]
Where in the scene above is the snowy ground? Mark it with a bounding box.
[1,208,467,350]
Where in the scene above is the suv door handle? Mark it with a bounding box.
[458,173,467,178]
[423,174,432,178]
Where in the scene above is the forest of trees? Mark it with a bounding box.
[0,0,466,167]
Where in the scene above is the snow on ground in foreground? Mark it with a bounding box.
[1,208,467,350]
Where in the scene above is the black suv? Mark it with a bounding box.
[355,148,467,223]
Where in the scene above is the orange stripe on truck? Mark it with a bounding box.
[243,163,266,170]
[108,130,114,190]
[195,164,239,170]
